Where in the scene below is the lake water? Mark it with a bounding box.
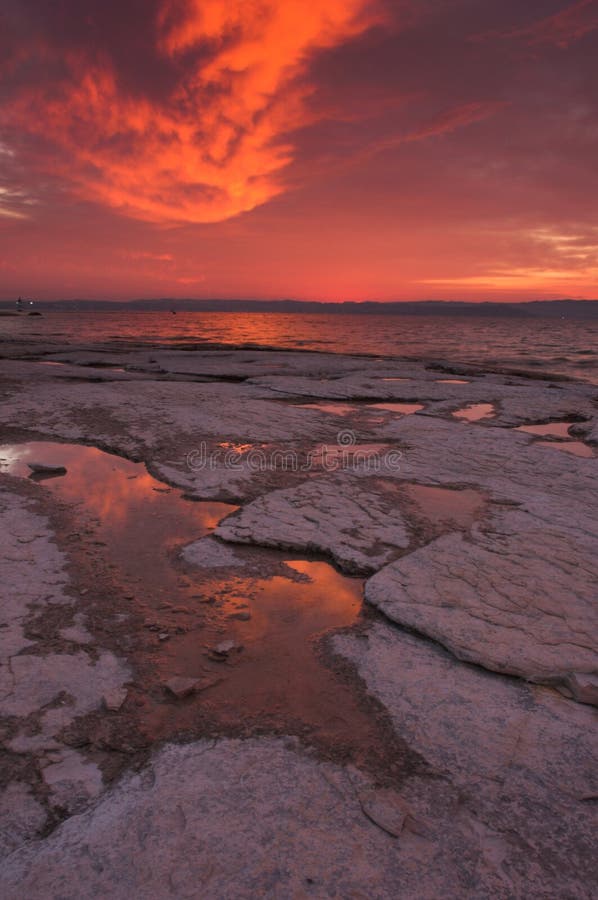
[2,310,598,382]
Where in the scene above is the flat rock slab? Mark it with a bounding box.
[216,475,410,573]
[335,623,598,898]
[181,535,245,569]
[0,484,131,828]
[0,735,574,899]
[364,507,598,704]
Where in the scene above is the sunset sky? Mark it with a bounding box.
[1,0,597,302]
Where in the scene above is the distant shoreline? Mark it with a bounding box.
[1,298,597,318]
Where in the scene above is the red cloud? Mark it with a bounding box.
[1,0,381,224]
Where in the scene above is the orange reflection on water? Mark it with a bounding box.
[0,442,232,545]
[516,421,573,438]
[367,402,424,414]
[452,402,496,422]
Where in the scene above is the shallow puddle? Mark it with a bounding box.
[452,402,496,422]
[0,442,232,546]
[516,421,574,438]
[367,402,424,414]
[403,483,485,527]
[535,440,595,458]
[294,402,357,416]
[380,377,411,382]
[436,379,469,384]
[149,559,375,750]
[1,441,401,768]
[513,422,594,457]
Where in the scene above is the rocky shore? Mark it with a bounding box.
[0,339,596,897]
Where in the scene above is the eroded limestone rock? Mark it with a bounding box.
[335,623,598,897]
[364,507,598,704]
[216,475,410,573]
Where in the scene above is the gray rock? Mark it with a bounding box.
[335,623,598,897]
[0,737,553,898]
[216,475,410,573]
[27,463,67,476]
[364,507,598,704]
[163,676,221,699]
[0,784,47,862]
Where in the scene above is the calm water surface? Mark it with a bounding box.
[2,310,598,382]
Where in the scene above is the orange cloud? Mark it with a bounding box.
[3,0,380,224]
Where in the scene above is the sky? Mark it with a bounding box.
[1,0,598,302]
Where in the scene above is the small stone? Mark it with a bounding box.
[158,633,170,642]
[164,676,222,699]
[356,787,409,838]
[164,677,200,699]
[102,687,128,711]
[27,462,67,476]
[227,611,251,622]
[214,640,236,655]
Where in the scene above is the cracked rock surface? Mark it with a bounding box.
[1,341,597,896]
[0,736,568,900]
[216,475,411,573]
[364,506,598,703]
[334,623,598,898]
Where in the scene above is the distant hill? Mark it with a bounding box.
[1,298,597,318]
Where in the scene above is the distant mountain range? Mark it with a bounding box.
[1,298,598,318]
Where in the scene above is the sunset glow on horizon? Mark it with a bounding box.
[1,0,597,301]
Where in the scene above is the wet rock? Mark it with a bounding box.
[214,640,237,654]
[163,677,201,699]
[209,640,243,661]
[163,676,221,699]
[227,611,251,622]
[181,536,245,569]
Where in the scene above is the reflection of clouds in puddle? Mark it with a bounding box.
[514,422,594,457]
[452,403,496,422]
[218,560,362,648]
[1,441,232,534]
[217,441,258,453]
[295,401,424,417]
[516,422,573,438]
[404,484,484,528]
[294,403,356,416]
